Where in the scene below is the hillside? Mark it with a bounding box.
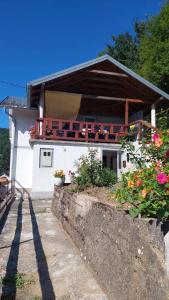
[0,128,10,175]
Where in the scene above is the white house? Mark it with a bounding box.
[2,55,169,198]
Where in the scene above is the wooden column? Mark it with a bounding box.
[125,100,129,125]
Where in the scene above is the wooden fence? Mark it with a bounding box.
[0,177,15,214]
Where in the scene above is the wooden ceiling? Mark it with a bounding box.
[30,59,166,109]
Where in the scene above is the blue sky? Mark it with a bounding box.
[0,0,163,128]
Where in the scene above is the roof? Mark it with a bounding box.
[0,96,28,108]
[28,54,169,101]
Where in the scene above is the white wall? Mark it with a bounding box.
[9,106,129,197]
[31,142,98,196]
[11,109,38,190]
[31,141,121,198]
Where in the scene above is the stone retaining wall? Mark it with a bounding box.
[52,188,169,300]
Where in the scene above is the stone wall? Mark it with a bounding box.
[52,188,169,300]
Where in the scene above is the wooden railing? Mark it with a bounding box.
[0,178,15,214]
[29,118,156,144]
[126,120,157,142]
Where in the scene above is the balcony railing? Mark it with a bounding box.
[29,118,155,143]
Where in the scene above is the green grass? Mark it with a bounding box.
[0,272,34,289]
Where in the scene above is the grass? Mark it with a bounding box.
[0,272,34,289]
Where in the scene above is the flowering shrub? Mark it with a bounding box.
[74,150,116,189]
[53,170,65,178]
[115,125,169,219]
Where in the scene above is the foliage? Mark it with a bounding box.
[0,128,10,176]
[99,32,139,70]
[0,273,33,289]
[74,150,116,189]
[97,167,117,187]
[53,169,65,178]
[156,108,169,130]
[115,124,169,220]
[138,1,169,92]
[99,1,169,92]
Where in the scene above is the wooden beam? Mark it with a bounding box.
[125,100,129,125]
[119,75,155,101]
[83,94,146,103]
[80,82,122,90]
[155,97,164,104]
[89,70,128,77]
[87,77,120,84]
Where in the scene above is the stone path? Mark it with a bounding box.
[0,197,107,300]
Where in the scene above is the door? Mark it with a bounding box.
[102,150,117,174]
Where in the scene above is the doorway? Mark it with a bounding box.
[102,150,118,175]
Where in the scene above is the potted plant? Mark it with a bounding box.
[53,170,65,186]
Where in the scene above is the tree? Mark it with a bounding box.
[138,1,169,92]
[99,1,169,92]
[0,128,10,175]
[99,32,139,70]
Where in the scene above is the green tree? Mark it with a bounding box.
[0,128,10,175]
[138,1,169,92]
[99,32,139,70]
[99,1,169,92]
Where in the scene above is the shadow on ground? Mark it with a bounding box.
[0,196,55,300]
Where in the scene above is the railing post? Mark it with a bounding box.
[125,100,129,126]
[85,123,88,142]
[137,121,143,141]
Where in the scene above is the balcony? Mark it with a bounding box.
[29,118,153,144]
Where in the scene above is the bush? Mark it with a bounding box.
[97,167,117,187]
[74,150,116,189]
[115,124,169,220]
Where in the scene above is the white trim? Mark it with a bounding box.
[30,139,122,150]
[151,104,156,127]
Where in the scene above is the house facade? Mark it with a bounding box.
[5,55,169,198]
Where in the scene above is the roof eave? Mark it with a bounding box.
[28,54,169,101]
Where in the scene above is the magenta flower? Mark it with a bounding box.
[152,133,159,141]
[156,172,168,184]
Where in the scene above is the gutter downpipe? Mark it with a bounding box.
[5,108,16,190]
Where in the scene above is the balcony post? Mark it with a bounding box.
[39,84,45,136]
[151,103,156,127]
[125,100,129,125]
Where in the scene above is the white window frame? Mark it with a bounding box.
[39,148,54,168]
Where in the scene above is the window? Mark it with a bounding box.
[39,148,53,167]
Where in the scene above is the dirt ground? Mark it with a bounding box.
[65,184,132,210]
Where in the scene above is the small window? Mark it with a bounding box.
[40,148,53,167]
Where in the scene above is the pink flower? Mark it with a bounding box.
[152,133,159,141]
[156,172,168,184]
